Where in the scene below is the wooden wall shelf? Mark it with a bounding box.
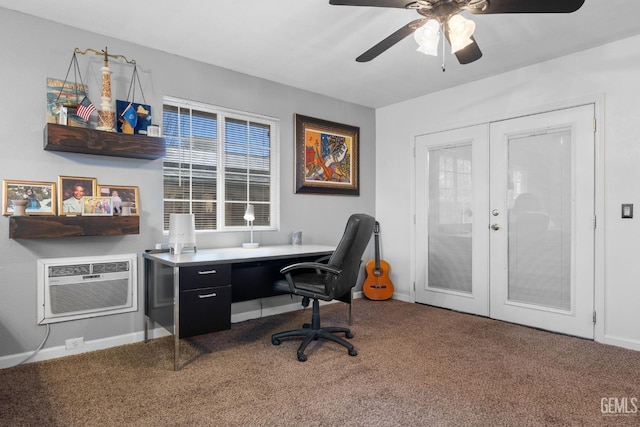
[44,123,165,159]
[9,216,139,239]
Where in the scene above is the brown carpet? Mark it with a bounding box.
[1,299,639,426]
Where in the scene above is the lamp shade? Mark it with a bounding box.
[243,204,255,222]
[414,19,440,57]
[168,213,196,254]
[448,14,475,54]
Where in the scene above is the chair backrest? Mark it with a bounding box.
[327,213,375,298]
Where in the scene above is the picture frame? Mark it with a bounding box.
[58,176,97,215]
[98,185,140,215]
[294,114,360,195]
[46,77,89,128]
[81,196,113,216]
[2,180,57,216]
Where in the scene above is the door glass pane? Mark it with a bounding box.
[507,130,571,310]
[428,145,472,292]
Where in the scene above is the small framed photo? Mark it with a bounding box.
[2,180,57,216]
[58,176,97,215]
[98,185,140,215]
[147,124,161,137]
[82,196,113,216]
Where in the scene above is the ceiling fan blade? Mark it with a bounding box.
[471,0,585,14]
[329,0,409,8]
[454,37,482,64]
[356,18,427,62]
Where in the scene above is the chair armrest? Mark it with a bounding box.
[314,254,331,264]
[280,262,341,276]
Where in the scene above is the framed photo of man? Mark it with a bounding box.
[58,176,97,215]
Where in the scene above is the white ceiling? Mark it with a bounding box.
[2,0,640,108]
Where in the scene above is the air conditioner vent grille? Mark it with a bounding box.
[93,261,130,274]
[49,264,91,277]
[50,279,129,314]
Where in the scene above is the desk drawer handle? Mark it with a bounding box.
[198,293,217,299]
[198,269,217,275]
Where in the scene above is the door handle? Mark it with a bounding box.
[490,223,500,231]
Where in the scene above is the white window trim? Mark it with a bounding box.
[163,96,280,232]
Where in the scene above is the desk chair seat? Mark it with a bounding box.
[271,213,375,362]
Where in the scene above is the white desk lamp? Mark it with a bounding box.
[168,213,197,254]
[242,204,259,249]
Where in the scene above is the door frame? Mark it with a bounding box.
[409,95,605,342]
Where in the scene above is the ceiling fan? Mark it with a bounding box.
[329,0,586,66]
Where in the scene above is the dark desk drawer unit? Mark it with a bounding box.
[179,285,231,338]
[179,264,232,338]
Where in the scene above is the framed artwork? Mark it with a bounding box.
[2,180,57,216]
[98,185,140,215]
[58,176,97,215]
[81,196,113,216]
[294,114,360,195]
[46,77,89,128]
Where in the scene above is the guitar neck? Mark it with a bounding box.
[374,222,381,270]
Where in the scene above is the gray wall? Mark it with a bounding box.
[0,9,375,360]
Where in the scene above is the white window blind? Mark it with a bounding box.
[162,97,279,232]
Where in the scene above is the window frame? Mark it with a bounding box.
[162,96,280,233]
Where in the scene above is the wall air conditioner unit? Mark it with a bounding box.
[37,254,138,324]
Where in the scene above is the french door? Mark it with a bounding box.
[415,105,595,338]
[415,125,490,316]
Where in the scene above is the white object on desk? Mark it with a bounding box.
[291,231,302,245]
[168,213,196,254]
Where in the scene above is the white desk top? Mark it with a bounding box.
[143,244,336,267]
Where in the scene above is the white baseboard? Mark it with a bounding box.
[0,327,172,370]
[602,334,640,351]
[0,293,373,370]
[391,292,412,303]
[231,296,348,323]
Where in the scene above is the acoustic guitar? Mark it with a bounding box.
[363,221,394,300]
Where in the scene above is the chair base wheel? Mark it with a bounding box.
[270,297,359,361]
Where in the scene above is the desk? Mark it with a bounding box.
[143,244,335,370]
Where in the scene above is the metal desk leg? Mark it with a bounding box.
[174,266,180,371]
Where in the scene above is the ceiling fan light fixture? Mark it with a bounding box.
[448,14,475,54]
[414,19,440,56]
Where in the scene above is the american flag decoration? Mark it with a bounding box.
[76,96,96,121]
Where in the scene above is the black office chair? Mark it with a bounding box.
[271,213,375,361]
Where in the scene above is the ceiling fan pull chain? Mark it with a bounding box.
[441,23,446,72]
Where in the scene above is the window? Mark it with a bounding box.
[162,97,279,232]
